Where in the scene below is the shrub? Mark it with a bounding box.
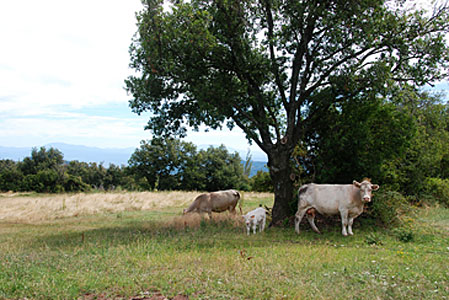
[364,189,408,226]
[250,170,273,192]
[0,165,23,192]
[392,227,414,242]
[422,177,449,207]
[365,232,383,246]
[63,175,91,192]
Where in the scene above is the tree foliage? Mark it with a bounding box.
[0,143,250,193]
[0,147,132,193]
[390,91,449,198]
[299,95,415,184]
[128,138,249,191]
[250,170,273,192]
[126,0,449,224]
[196,145,249,191]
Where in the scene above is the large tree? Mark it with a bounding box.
[125,0,449,224]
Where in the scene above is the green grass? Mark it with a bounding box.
[0,195,448,299]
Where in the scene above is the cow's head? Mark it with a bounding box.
[243,214,255,226]
[353,179,379,203]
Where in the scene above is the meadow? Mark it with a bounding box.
[0,191,448,299]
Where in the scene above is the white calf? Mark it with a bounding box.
[243,207,266,235]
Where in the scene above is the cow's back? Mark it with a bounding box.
[299,184,359,215]
[210,189,239,212]
[245,207,265,219]
[185,193,210,213]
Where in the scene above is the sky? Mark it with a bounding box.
[0,1,447,159]
[0,0,262,157]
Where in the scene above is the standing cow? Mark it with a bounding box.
[243,207,266,235]
[295,179,380,236]
[183,189,242,218]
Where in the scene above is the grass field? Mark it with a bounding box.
[0,191,448,299]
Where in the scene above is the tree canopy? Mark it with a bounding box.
[126,0,449,224]
[128,138,249,191]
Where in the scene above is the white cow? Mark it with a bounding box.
[294,179,380,236]
[183,189,242,218]
[243,207,266,235]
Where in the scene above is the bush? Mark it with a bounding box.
[364,189,408,226]
[422,177,449,207]
[365,232,383,246]
[0,166,23,192]
[250,170,273,192]
[392,227,414,242]
[63,175,91,192]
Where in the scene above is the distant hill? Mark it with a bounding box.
[247,160,268,177]
[197,144,267,162]
[0,145,31,162]
[0,143,268,175]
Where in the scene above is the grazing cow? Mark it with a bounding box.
[243,207,266,235]
[183,189,242,218]
[294,179,380,236]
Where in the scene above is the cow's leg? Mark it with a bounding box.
[340,209,349,236]
[260,217,266,232]
[246,224,250,235]
[252,222,257,234]
[294,208,307,234]
[348,217,354,236]
[306,213,321,234]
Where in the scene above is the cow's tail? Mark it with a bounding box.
[298,185,308,201]
[236,191,243,214]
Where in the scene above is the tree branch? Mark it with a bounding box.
[264,0,288,110]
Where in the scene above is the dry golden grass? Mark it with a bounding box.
[0,191,272,223]
[167,212,246,231]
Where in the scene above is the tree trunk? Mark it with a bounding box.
[268,147,296,226]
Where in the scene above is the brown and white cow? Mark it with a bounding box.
[183,189,242,218]
[294,179,379,236]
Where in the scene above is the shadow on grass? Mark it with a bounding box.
[27,212,384,253]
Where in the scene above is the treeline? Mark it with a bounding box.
[0,148,129,193]
[0,142,270,193]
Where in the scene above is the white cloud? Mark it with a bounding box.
[185,126,264,152]
[0,0,141,112]
[0,0,148,148]
[0,113,150,148]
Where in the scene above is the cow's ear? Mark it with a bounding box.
[372,184,380,191]
[353,180,361,188]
